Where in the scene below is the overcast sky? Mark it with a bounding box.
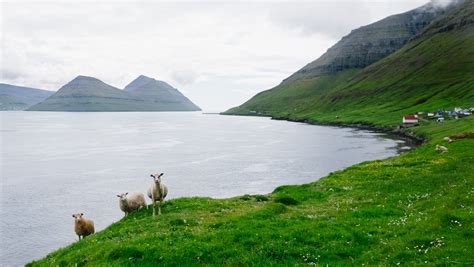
[1,0,433,111]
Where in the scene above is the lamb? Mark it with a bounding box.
[72,213,95,240]
[117,192,147,217]
[436,144,448,153]
[443,137,453,143]
[147,172,168,216]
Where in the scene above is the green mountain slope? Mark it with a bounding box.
[0,83,53,110]
[225,1,473,126]
[285,0,452,82]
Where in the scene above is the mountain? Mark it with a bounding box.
[284,1,457,82]
[28,75,200,111]
[225,0,473,126]
[124,75,201,111]
[0,83,54,110]
[28,76,141,111]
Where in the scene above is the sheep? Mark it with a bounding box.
[147,172,168,216]
[443,137,453,143]
[72,213,95,240]
[117,192,147,217]
[436,144,448,153]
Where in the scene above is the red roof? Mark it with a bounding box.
[403,115,417,120]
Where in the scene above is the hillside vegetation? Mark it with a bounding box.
[225,1,474,127]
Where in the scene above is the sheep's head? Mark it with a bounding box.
[116,192,128,201]
[151,173,164,184]
[72,213,84,221]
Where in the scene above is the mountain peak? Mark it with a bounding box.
[72,75,100,82]
[124,75,155,91]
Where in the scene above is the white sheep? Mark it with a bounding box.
[72,213,95,240]
[436,144,448,153]
[117,192,147,217]
[147,173,168,216]
[443,137,453,143]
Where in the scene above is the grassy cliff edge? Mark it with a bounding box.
[28,116,474,266]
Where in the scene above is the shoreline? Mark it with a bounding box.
[221,113,426,147]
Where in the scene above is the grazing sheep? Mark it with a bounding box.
[436,144,448,153]
[72,213,95,240]
[147,173,168,216]
[443,137,453,143]
[117,192,147,217]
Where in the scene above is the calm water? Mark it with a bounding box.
[0,112,407,266]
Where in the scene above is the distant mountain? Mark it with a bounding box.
[28,75,201,111]
[0,83,54,110]
[28,76,138,111]
[284,1,458,82]
[124,75,201,111]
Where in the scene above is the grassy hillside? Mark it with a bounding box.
[225,2,474,127]
[28,116,474,266]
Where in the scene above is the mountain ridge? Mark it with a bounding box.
[0,83,54,110]
[283,0,461,82]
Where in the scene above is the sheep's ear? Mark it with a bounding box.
[117,195,121,197]
[160,173,164,177]
[125,192,128,195]
[81,213,84,216]
[150,174,154,178]
[72,214,75,218]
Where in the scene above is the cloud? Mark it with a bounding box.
[171,70,198,86]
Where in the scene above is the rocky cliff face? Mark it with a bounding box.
[284,1,461,82]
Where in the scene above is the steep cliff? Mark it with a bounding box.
[284,1,459,82]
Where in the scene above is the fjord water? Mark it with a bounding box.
[0,112,406,265]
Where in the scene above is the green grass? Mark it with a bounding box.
[224,26,474,127]
[28,116,474,266]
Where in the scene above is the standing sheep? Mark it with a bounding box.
[72,213,95,240]
[147,173,168,216]
[117,192,147,217]
[436,144,449,153]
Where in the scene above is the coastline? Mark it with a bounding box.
[222,113,426,145]
[28,114,474,266]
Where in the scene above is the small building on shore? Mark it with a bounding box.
[403,115,418,124]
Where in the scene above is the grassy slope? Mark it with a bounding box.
[225,26,474,127]
[29,117,473,266]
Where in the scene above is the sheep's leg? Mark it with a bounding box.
[158,199,162,215]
